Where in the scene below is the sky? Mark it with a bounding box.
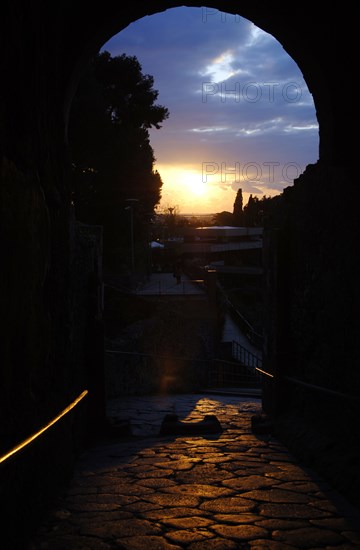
[102,6,319,215]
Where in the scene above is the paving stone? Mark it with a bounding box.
[259,502,331,519]
[175,464,234,483]
[203,455,233,463]
[249,540,295,549]
[99,482,156,496]
[161,483,234,498]
[165,529,214,544]
[116,535,182,549]
[240,488,311,503]
[200,496,257,513]
[136,468,175,478]
[278,480,331,494]
[263,470,316,483]
[155,458,203,470]
[212,513,260,524]
[222,475,279,491]
[144,493,201,507]
[224,463,277,475]
[122,500,161,512]
[210,523,269,540]
[142,507,209,520]
[188,539,240,549]
[137,478,178,488]
[161,516,214,529]
[254,518,309,530]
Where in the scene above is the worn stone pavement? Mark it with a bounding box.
[28,393,360,549]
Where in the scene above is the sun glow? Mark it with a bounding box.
[156,164,230,214]
[156,163,283,215]
[180,170,207,196]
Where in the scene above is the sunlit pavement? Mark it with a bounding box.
[29,393,360,549]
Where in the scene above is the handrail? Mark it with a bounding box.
[217,281,263,345]
[254,369,359,401]
[284,376,360,402]
[255,367,274,378]
[0,390,88,465]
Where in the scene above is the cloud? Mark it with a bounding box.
[101,6,319,213]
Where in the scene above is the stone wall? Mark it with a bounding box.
[0,206,105,543]
[269,163,359,429]
[262,162,360,506]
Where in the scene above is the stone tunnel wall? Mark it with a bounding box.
[0,199,104,543]
[262,162,360,506]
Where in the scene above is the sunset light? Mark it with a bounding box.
[155,164,233,214]
[180,170,207,196]
[155,162,284,214]
[104,7,319,215]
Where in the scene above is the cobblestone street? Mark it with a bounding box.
[27,394,360,549]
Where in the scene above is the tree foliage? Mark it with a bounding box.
[243,194,275,226]
[212,191,281,228]
[68,51,169,270]
[233,188,244,225]
[212,211,234,226]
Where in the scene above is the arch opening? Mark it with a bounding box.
[66,6,319,398]
[100,6,319,216]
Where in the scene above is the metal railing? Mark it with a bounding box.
[217,282,263,350]
[207,358,262,390]
[231,340,262,373]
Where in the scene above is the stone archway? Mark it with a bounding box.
[61,2,354,167]
[0,1,358,521]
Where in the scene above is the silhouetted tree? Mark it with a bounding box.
[233,188,244,225]
[212,211,234,226]
[243,194,275,226]
[243,195,258,226]
[69,51,169,270]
